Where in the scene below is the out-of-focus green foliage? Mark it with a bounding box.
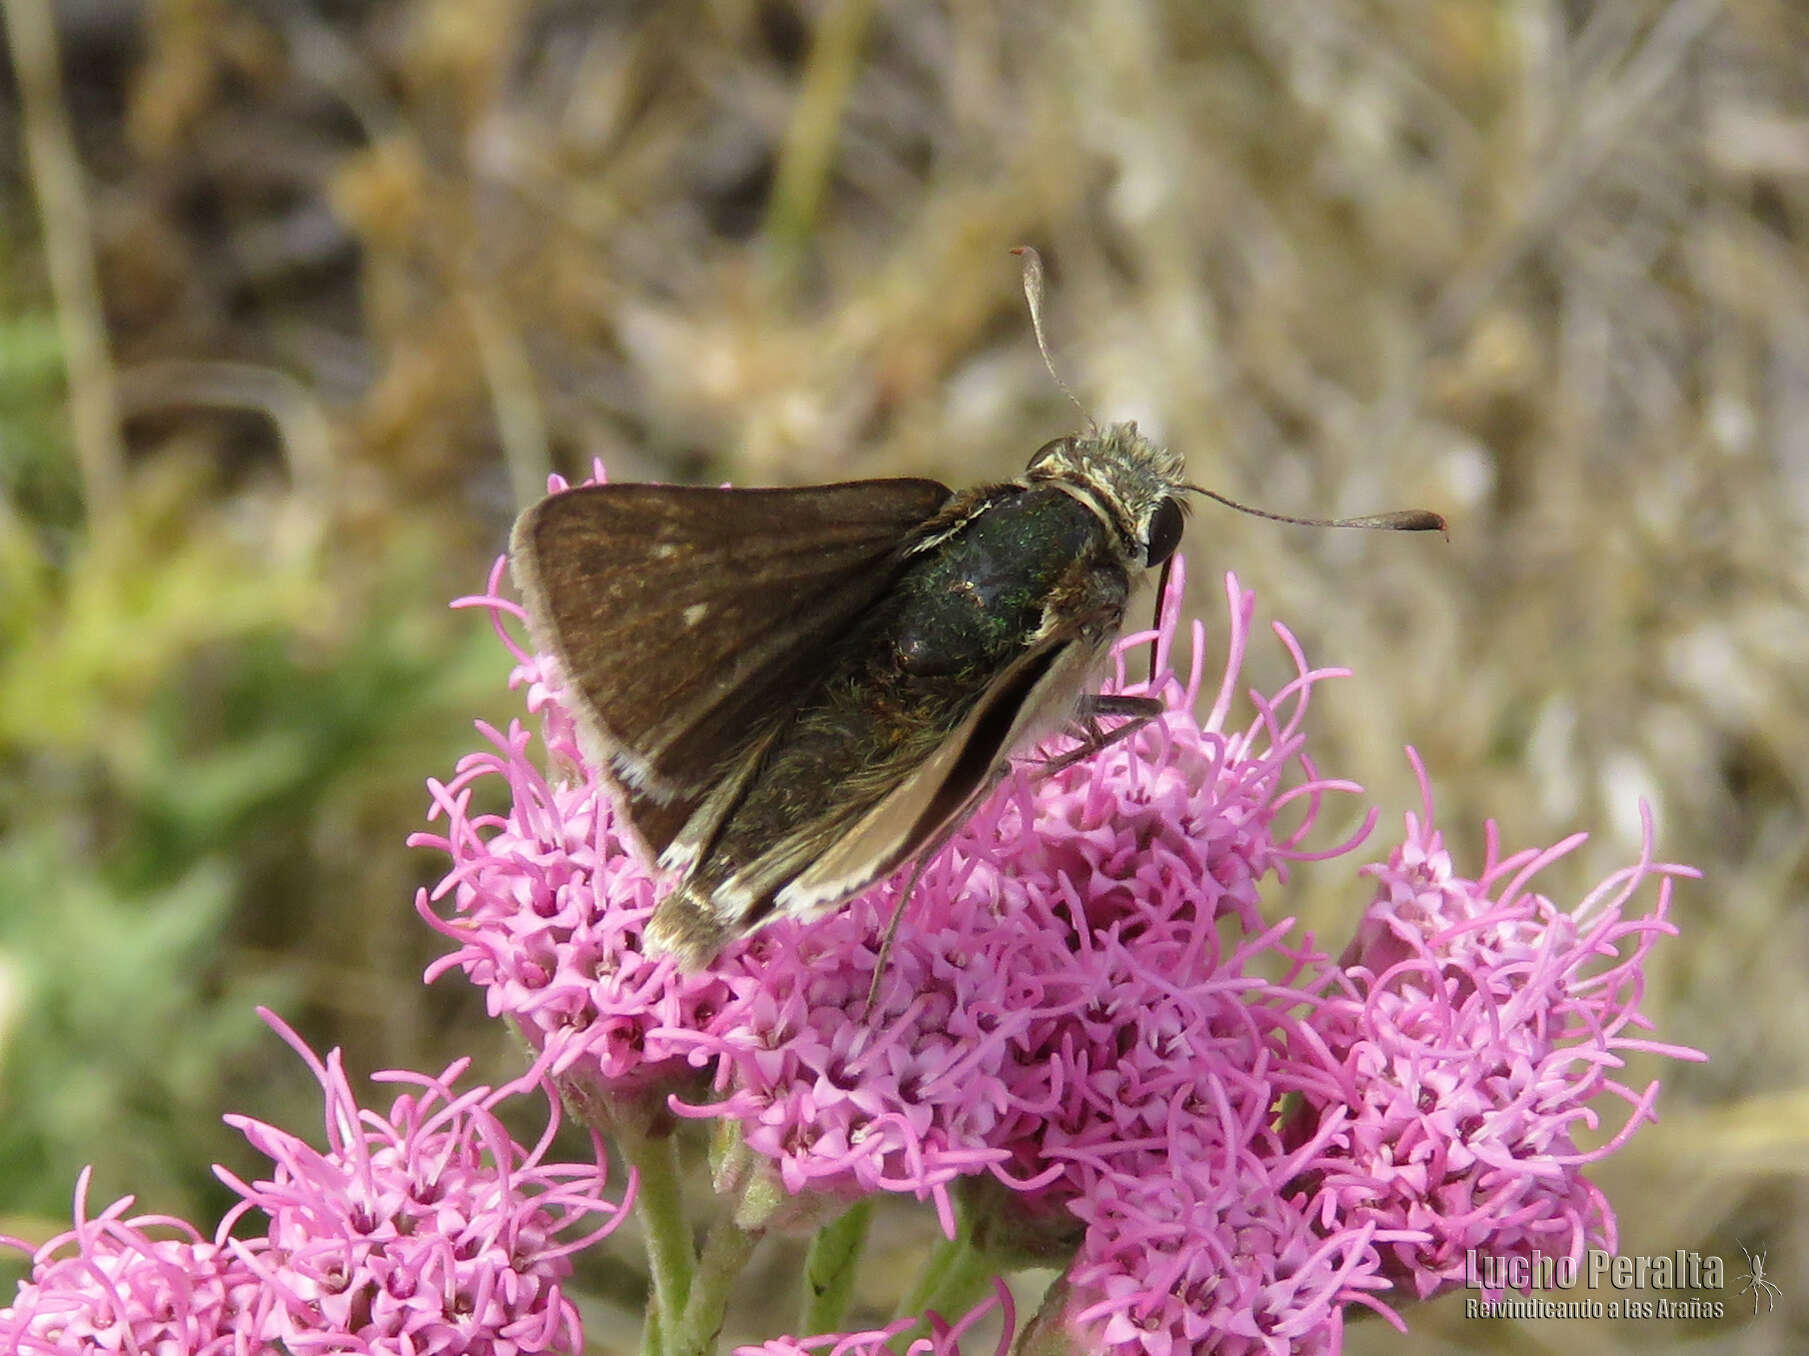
[0,455,514,1252]
[0,310,80,535]
[0,835,264,1219]
[0,465,321,756]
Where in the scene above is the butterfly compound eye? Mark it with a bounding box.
[1145,497,1185,566]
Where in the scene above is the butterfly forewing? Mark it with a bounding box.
[510,479,953,817]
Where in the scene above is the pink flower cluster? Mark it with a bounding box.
[1043,968,1403,1354]
[412,467,1700,1354]
[0,1013,629,1355]
[0,1176,260,1356]
[413,561,733,1107]
[416,668,734,1106]
[1040,761,1704,1354]
[1285,763,1701,1301]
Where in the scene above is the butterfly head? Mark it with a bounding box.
[1024,420,1188,570]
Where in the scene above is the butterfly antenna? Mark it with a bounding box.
[1012,246,1092,428]
[1186,485,1449,538]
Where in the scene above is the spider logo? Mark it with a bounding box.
[1736,1242,1782,1316]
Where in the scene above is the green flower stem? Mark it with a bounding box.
[923,1234,996,1316]
[618,1124,695,1355]
[672,1214,763,1356]
[1011,1274,1082,1356]
[891,1233,996,1352]
[896,1233,958,1320]
[799,1199,875,1336]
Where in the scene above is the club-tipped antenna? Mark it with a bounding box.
[1187,484,1448,538]
[1012,246,1092,427]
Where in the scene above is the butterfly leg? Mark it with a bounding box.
[861,850,940,1018]
[1146,553,1174,687]
[1035,693,1165,779]
[860,694,1161,1016]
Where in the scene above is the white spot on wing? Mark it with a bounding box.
[683,603,709,627]
[713,878,761,925]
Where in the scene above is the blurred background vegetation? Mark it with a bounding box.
[2,0,1805,1351]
